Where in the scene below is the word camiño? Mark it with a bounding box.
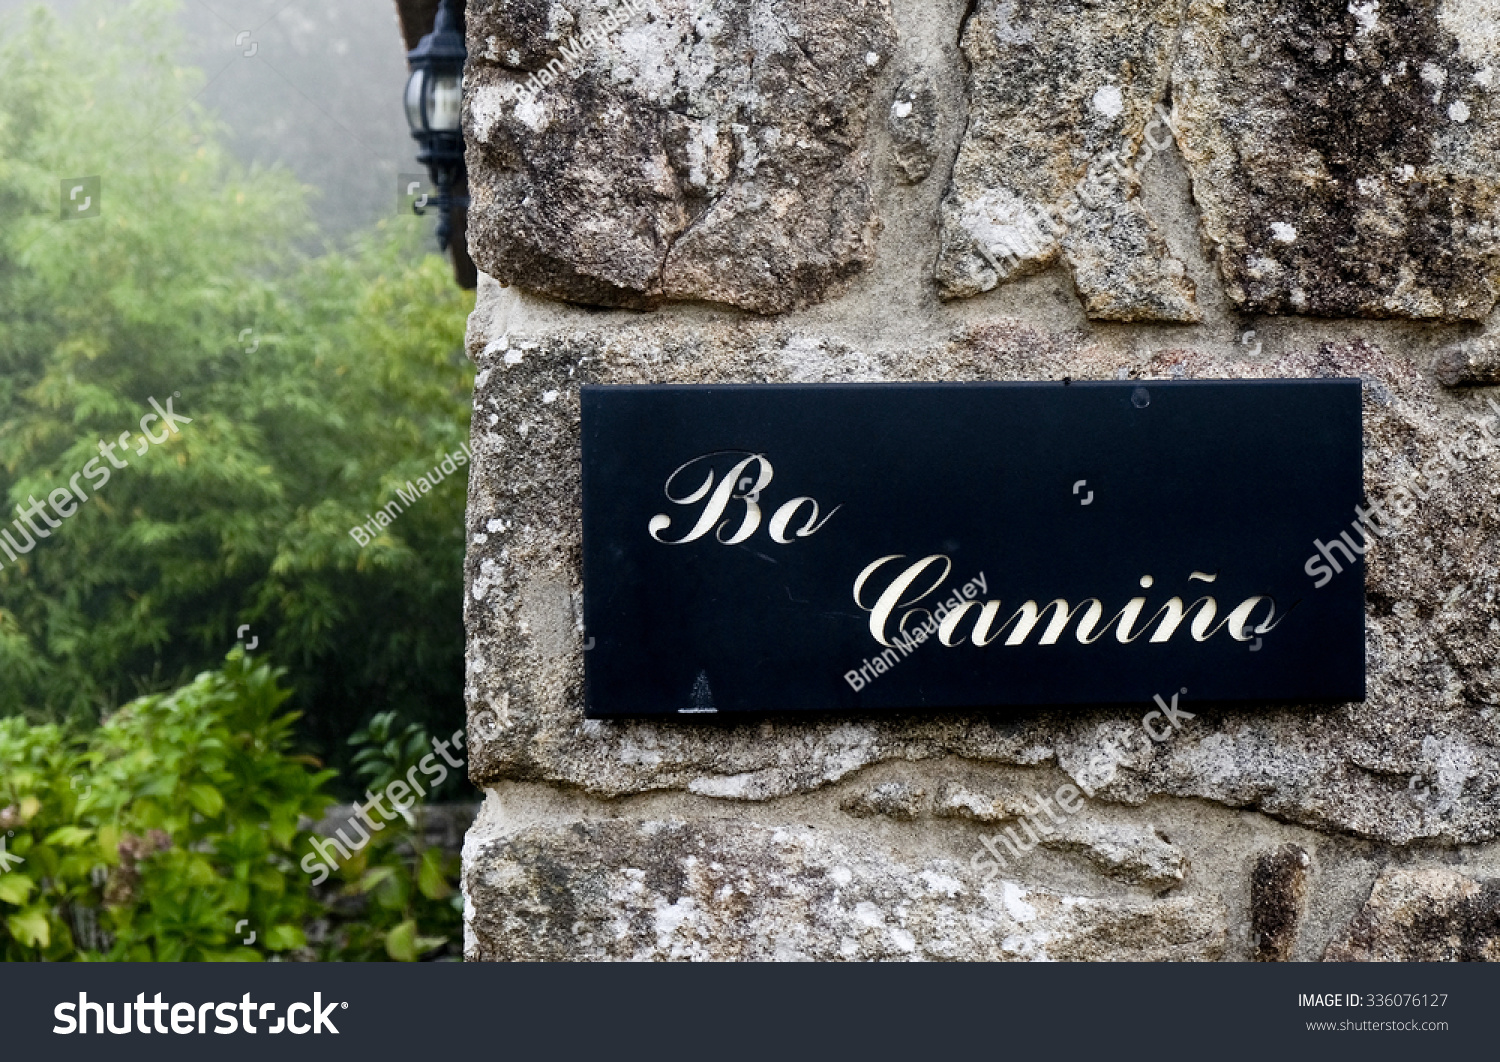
[300,729,465,885]
[347,443,472,547]
[0,397,191,571]
[852,555,1284,650]
[845,571,988,691]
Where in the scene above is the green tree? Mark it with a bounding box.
[0,0,476,782]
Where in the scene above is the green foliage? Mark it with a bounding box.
[321,813,460,963]
[0,652,460,960]
[313,710,464,961]
[0,1,475,782]
[350,711,434,793]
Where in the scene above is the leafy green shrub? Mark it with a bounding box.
[0,652,462,960]
[320,710,463,960]
[317,811,461,962]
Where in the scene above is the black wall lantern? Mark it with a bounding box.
[404,0,467,255]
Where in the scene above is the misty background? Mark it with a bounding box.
[1,0,424,240]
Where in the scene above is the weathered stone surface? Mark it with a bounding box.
[1042,821,1187,891]
[840,781,928,820]
[464,815,1225,960]
[1435,337,1500,387]
[1173,0,1500,320]
[1250,844,1309,961]
[933,0,1198,321]
[1324,867,1500,961]
[462,0,896,313]
[459,0,1500,962]
[933,780,1035,823]
[931,779,1186,889]
[464,305,1500,850]
[888,69,938,184]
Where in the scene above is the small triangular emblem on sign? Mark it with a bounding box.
[681,671,717,714]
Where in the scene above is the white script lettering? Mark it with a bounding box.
[649,453,839,546]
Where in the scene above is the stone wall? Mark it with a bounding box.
[457,0,1500,960]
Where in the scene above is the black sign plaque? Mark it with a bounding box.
[581,380,1364,718]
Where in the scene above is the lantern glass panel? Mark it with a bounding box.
[404,68,427,132]
[426,72,463,133]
